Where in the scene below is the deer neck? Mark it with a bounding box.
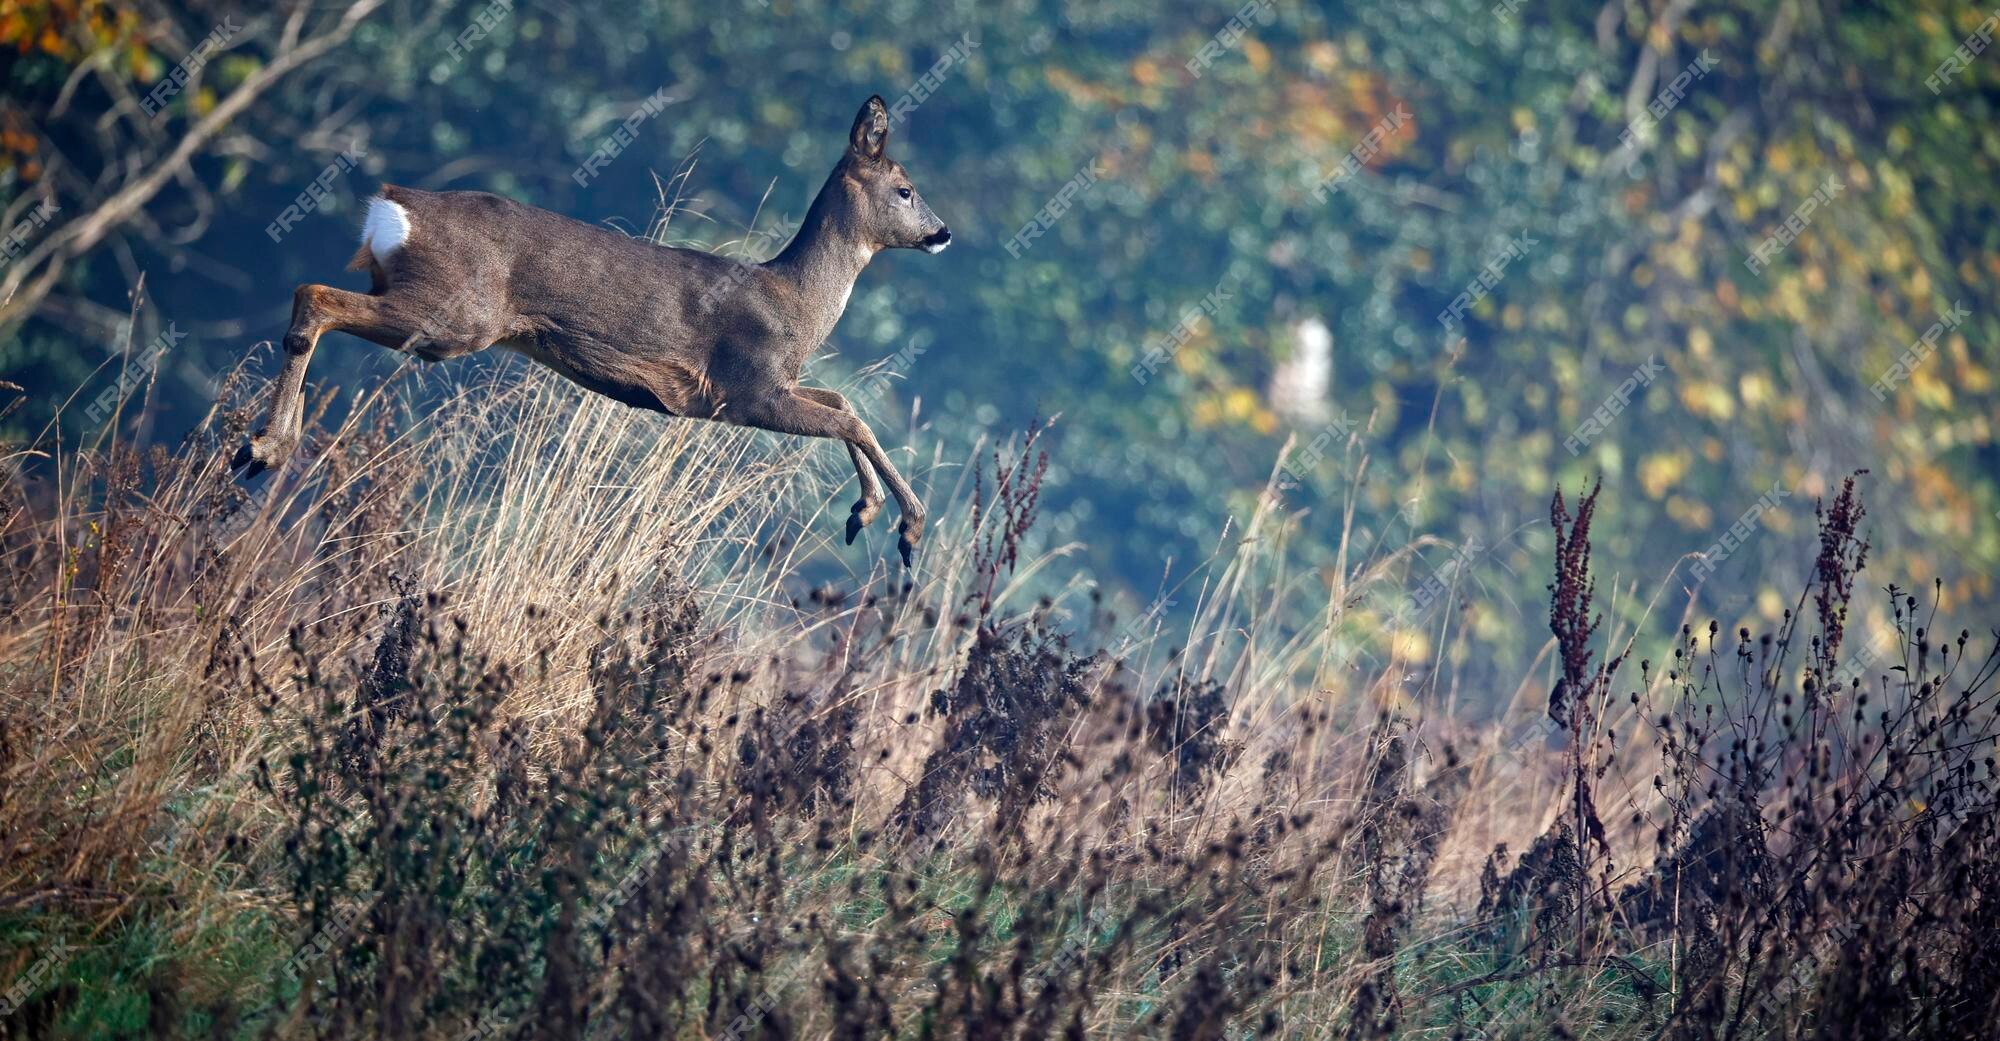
[768,172,876,338]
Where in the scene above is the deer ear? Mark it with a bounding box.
[848,95,890,161]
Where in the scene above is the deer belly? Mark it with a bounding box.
[496,337,686,417]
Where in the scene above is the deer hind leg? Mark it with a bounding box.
[235,284,480,477]
[734,390,925,566]
[235,284,359,475]
[793,387,885,543]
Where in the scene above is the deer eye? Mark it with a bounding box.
[897,186,913,201]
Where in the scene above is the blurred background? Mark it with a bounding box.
[4,0,1996,689]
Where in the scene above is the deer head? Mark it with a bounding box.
[836,96,952,254]
[241,93,952,567]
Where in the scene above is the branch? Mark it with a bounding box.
[0,0,386,329]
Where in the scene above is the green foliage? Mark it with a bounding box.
[2,0,1994,675]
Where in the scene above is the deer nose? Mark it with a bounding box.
[922,226,952,254]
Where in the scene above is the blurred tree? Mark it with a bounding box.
[3,0,1994,687]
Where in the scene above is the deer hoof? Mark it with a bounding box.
[896,514,924,568]
[232,431,296,479]
[846,498,882,544]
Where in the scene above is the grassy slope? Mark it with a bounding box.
[0,369,1994,1040]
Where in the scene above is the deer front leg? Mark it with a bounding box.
[793,387,885,543]
[736,390,925,566]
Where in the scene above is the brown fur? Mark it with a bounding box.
[237,96,952,563]
[344,242,388,294]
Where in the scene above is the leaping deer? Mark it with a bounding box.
[236,96,951,565]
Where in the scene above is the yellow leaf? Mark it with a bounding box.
[1912,366,1953,410]
[1678,380,1735,420]
[1223,386,1261,422]
[1766,141,1794,174]
[1640,451,1689,499]
[1243,38,1271,73]
[1957,353,1990,394]
[1390,628,1431,664]
[1667,495,1713,529]
[1739,372,1772,408]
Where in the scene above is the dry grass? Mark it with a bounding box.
[0,368,1994,1040]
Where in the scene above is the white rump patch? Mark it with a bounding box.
[360,197,411,264]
